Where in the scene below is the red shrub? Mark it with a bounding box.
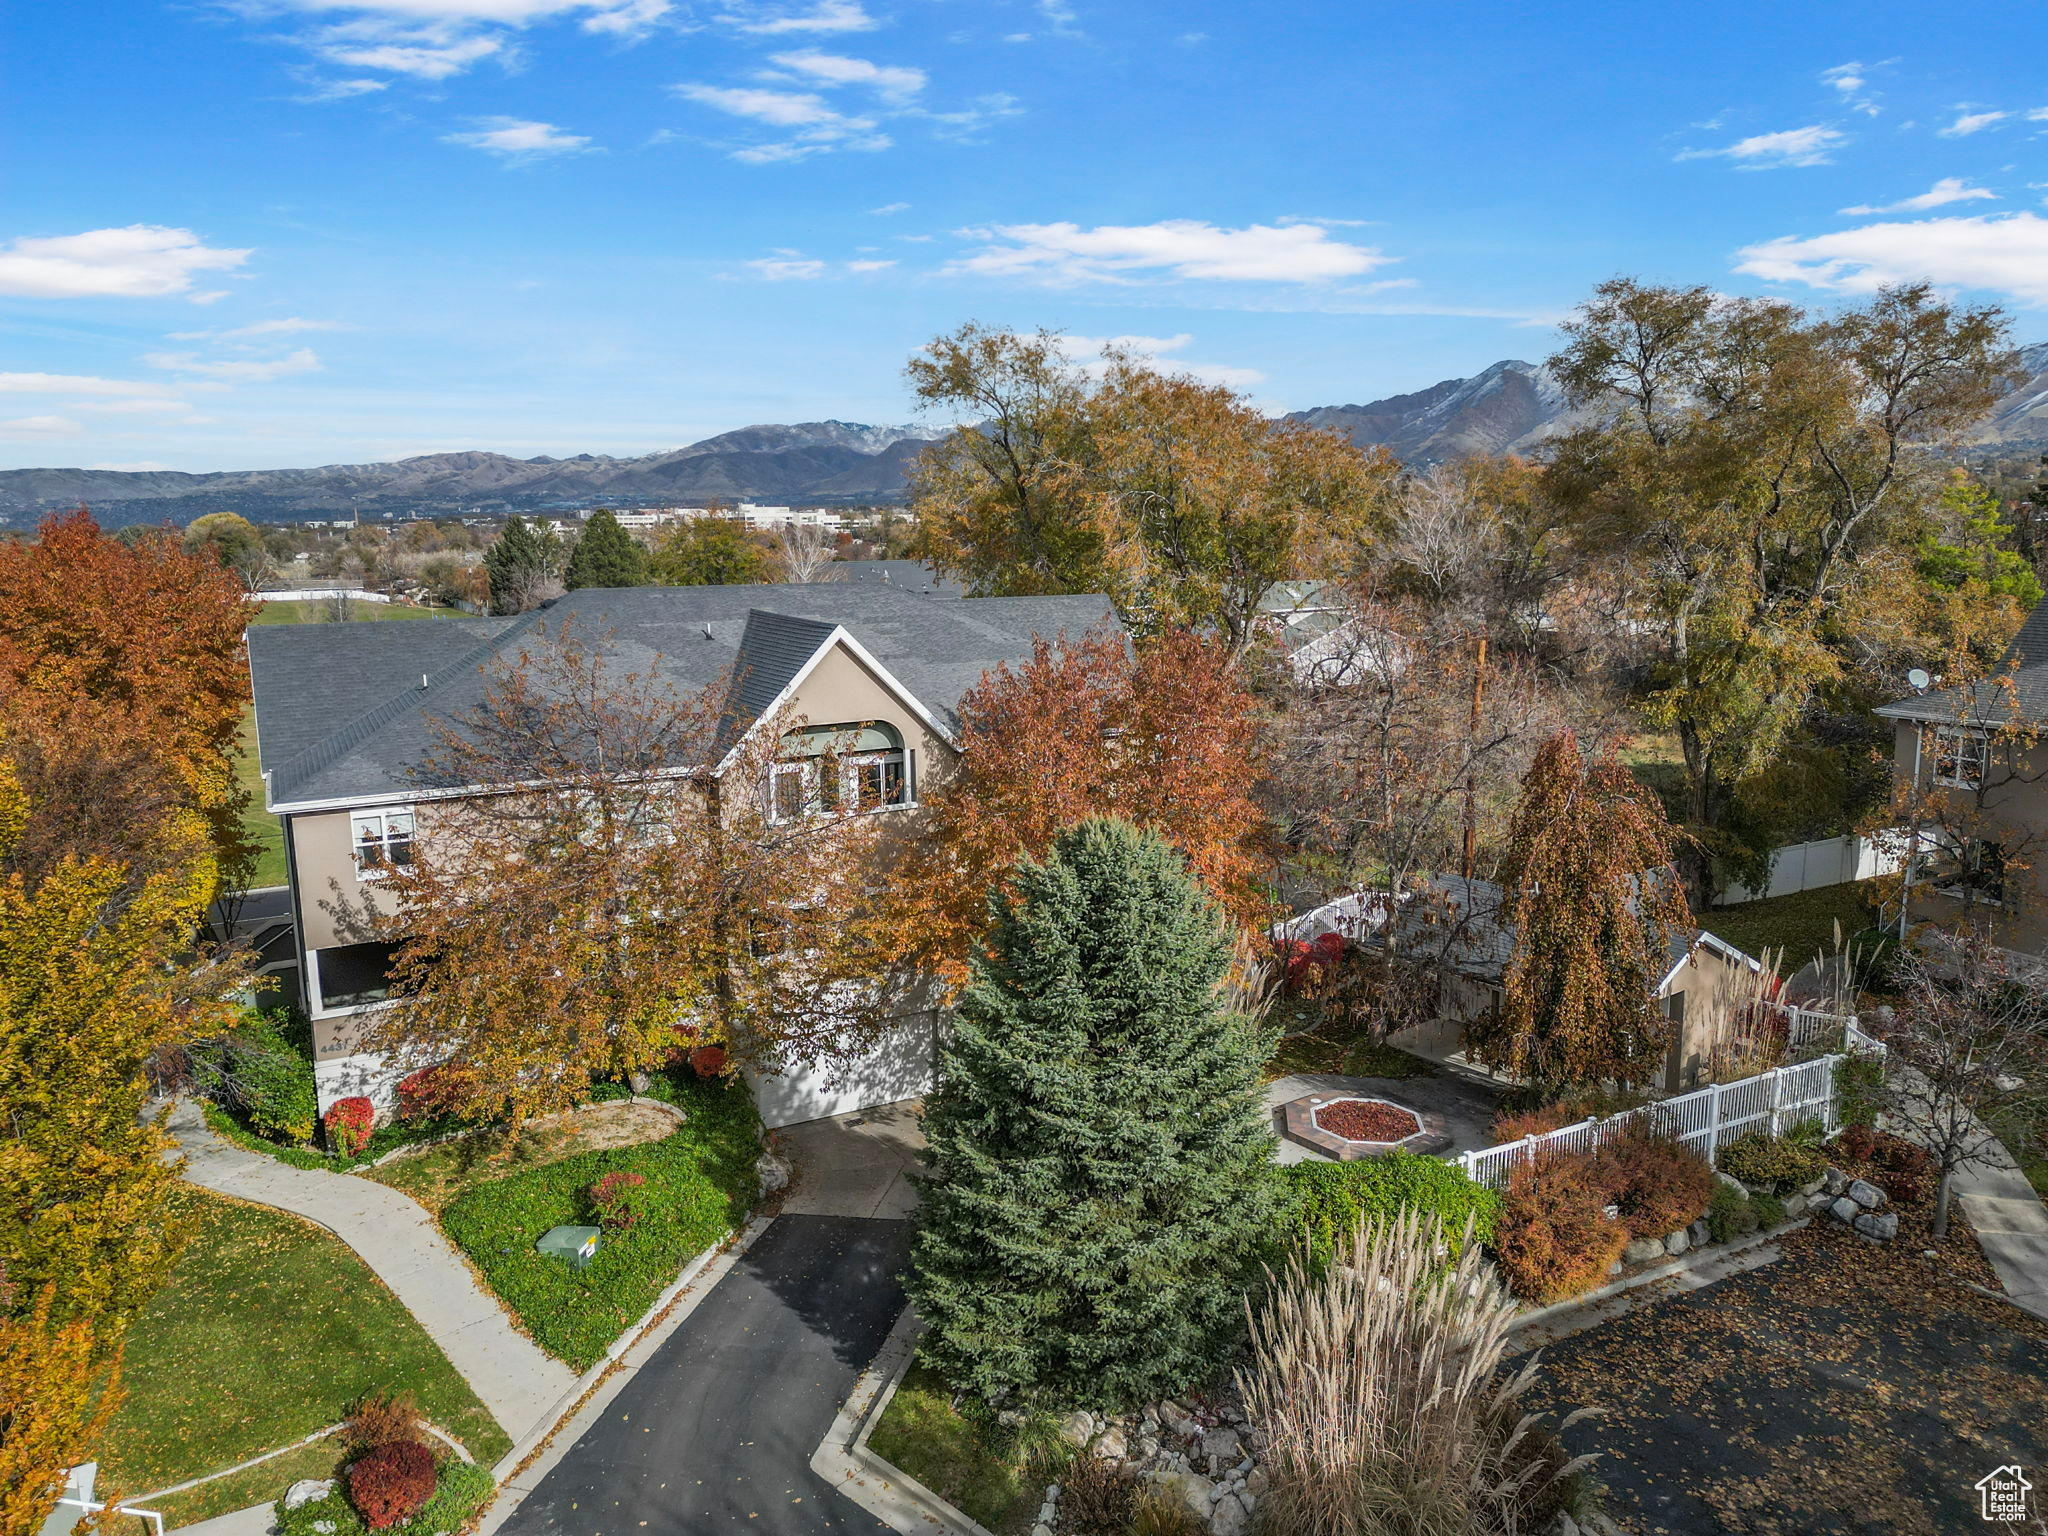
[324,1096,375,1157]
[590,1170,649,1231]
[395,1065,456,1121]
[341,1391,425,1456]
[1830,1126,1932,1205]
[687,1045,729,1078]
[1597,1122,1714,1238]
[1492,1152,1629,1304]
[1277,933,1347,992]
[347,1441,436,1530]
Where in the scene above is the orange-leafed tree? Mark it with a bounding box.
[892,627,1271,988]
[0,509,254,886]
[0,1281,120,1536]
[1466,729,1693,1090]
[352,622,895,1134]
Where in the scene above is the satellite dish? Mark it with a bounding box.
[1907,668,1932,691]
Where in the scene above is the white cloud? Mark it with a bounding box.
[0,226,252,300]
[295,76,390,100]
[1840,177,1998,215]
[144,347,325,381]
[444,117,594,158]
[0,415,85,438]
[870,201,909,214]
[1675,125,1846,168]
[846,258,895,271]
[0,372,183,397]
[946,219,1390,285]
[674,82,887,160]
[1060,332,1265,388]
[745,256,829,279]
[720,0,875,34]
[74,399,202,416]
[318,34,505,78]
[1819,60,1883,116]
[1735,210,2048,305]
[1939,109,2008,137]
[767,49,925,102]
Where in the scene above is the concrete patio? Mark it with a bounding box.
[774,1098,925,1219]
[1265,1068,1503,1165]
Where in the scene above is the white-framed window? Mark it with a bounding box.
[767,722,912,823]
[351,807,415,879]
[1929,724,1990,790]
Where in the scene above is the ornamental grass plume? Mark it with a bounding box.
[1238,1209,1593,1536]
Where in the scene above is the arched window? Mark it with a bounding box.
[769,720,912,821]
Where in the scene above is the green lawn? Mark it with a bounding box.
[867,1365,1048,1536]
[98,1189,508,1527]
[437,1077,761,1370]
[1702,882,1877,973]
[234,704,287,888]
[248,599,464,625]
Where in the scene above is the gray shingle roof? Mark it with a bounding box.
[1876,595,2048,725]
[248,583,1117,808]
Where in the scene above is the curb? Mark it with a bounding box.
[810,1308,998,1536]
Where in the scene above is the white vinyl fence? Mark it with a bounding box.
[1719,829,1907,904]
[1457,1052,1846,1190]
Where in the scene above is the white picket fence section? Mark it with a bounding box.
[1784,1004,1859,1053]
[1718,829,1907,904]
[1456,1053,1845,1190]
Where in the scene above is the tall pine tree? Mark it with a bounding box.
[564,509,649,590]
[485,515,563,614]
[907,817,1278,1411]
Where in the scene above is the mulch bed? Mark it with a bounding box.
[1313,1098,1422,1143]
[1524,1201,2048,1535]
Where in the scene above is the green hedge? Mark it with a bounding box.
[438,1077,761,1369]
[275,1460,492,1536]
[1716,1132,1827,1195]
[1279,1153,1499,1270]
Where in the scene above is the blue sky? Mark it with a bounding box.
[6,0,2047,472]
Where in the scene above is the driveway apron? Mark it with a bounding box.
[499,1215,912,1536]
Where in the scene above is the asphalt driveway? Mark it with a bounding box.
[499,1215,912,1536]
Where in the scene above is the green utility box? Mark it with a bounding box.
[537,1224,602,1270]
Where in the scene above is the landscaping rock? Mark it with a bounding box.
[1783,1193,1808,1219]
[755,1151,791,1194]
[1830,1196,1860,1223]
[1855,1211,1900,1241]
[1549,1515,1582,1536]
[1152,1469,1215,1521]
[1138,1435,1160,1460]
[1095,1427,1128,1461]
[1201,1428,1243,1464]
[1623,1237,1665,1266]
[1209,1492,1251,1536]
[1663,1228,1690,1257]
[1033,1523,1053,1536]
[1688,1219,1710,1247]
[1847,1179,1887,1210]
[1245,1468,1270,1497]
[283,1480,334,1511]
[1823,1167,1849,1196]
[1799,1175,1827,1199]
[1059,1410,1097,1448]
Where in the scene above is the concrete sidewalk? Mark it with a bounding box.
[167,1100,577,1440]
[1954,1142,2048,1323]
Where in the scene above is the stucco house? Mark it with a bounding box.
[246,581,1114,1127]
[1875,598,2048,961]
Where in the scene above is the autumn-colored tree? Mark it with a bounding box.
[650,516,768,587]
[907,329,1390,647]
[1546,281,2020,903]
[355,623,891,1132]
[0,1283,119,1536]
[183,511,272,590]
[1466,729,1693,1090]
[0,508,255,885]
[890,628,1269,988]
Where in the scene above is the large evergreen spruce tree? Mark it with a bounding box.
[484,514,562,613]
[564,509,649,590]
[908,816,1278,1411]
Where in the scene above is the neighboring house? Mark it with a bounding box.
[1875,597,2048,958]
[1326,874,1768,1091]
[247,581,1114,1127]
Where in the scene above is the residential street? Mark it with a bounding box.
[497,1215,913,1536]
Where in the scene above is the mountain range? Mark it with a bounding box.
[7,344,2047,525]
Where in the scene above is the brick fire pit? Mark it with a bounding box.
[1281,1093,1451,1161]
